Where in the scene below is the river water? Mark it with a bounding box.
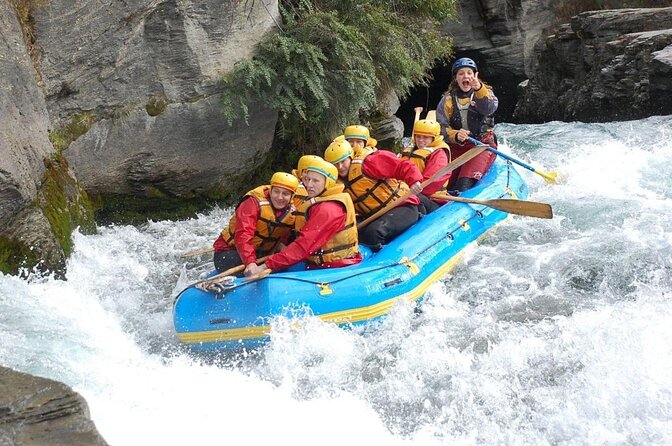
[1,116,671,445]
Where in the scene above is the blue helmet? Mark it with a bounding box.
[452,57,478,75]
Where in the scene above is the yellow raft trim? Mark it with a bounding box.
[176,254,463,345]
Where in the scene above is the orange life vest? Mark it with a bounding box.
[221,185,295,255]
[294,184,359,265]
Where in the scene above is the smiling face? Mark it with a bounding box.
[455,67,477,92]
[414,135,434,148]
[302,171,327,198]
[269,186,293,209]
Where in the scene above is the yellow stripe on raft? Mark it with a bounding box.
[176,254,463,345]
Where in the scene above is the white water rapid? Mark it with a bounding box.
[1,116,671,445]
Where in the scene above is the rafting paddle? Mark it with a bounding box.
[180,247,214,258]
[466,136,558,184]
[191,254,271,286]
[437,195,553,219]
[414,106,423,122]
[243,268,272,284]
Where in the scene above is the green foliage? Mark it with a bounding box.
[221,0,455,150]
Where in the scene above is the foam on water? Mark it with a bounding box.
[1,116,672,445]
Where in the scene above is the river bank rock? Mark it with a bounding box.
[0,366,108,445]
[1,0,280,272]
[513,8,672,122]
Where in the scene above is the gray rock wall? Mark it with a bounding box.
[514,8,672,122]
[443,0,558,76]
[441,0,559,120]
[32,0,280,202]
[1,1,67,272]
[442,2,672,123]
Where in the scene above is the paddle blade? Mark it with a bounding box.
[486,199,553,219]
[537,169,559,184]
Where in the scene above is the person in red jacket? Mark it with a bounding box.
[212,172,299,274]
[324,139,424,251]
[246,157,362,275]
[401,119,452,213]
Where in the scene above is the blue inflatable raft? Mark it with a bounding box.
[173,158,528,351]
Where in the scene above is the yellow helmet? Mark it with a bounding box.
[324,139,354,164]
[344,125,370,141]
[303,157,339,189]
[296,155,322,177]
[413,119,441,138]
[270,172,299,193]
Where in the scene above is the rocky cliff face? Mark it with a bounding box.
[0,366,108,445]
[441,0,559,120]
[514,8,672,122]
[31,0,280,213]
[1,0,280,273]
[442,2,672,124]
[0,1,93,275]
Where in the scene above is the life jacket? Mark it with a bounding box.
[444,87,495,138]
[342,152,410,219]
[221,185,295,255]
[354,146,376,157]
[400,137,451,172]
[292,183,309,208]
[295,183,359,265]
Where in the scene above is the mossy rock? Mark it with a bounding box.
[90,147,280,225]
[36,153,96,258]
[146,94,169,117]
[0,237,41,276]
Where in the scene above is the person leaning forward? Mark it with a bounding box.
[246,157,362,275]
[212,172,298,275]
[324,139,424,251]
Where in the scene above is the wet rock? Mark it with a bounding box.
[0,366,108,445]
[442,0,560,120]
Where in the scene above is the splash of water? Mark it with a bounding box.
[1,116,671,445]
